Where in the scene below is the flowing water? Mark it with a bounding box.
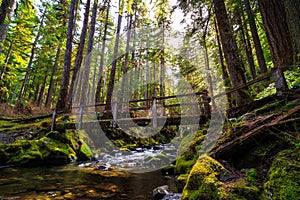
[0,145,182,200]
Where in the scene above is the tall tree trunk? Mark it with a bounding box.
[37,73,48,106]
[0,39,13,102]
[121,13,133,103]
[17,8,46,103]
[56,0,78,110]
[236,9,256,79]
[144,30,149,106]
[282,0,300,64]
[32,82,40,103]
[0,39,13,82]
[95,0,110,104]
[0,0,17,54]
[258,0,293,68]
[105,0,123,110]
[129,10,137,100]
[160,26,165,98]
[45,45,62,108]
[68,0,91,105]
[258,0,291,94]
[80,0,98,106]
[243,0,267,74]
[213,0,251,106]
[101,69,107,103]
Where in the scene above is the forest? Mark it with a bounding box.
[0,0,299,199]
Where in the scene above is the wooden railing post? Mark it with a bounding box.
[78,106,83,130]
[113,102,118,128]
[201,90,211,119]
[152,97,157,128]
[51,109,56,131]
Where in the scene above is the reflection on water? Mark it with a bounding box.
[0,165,178,199]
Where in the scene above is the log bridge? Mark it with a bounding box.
[51,91,212,131]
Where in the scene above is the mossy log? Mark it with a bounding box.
[213,105,300,169]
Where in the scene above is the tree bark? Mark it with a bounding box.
[121,13,133,104]
[46,45,62,108]
[258,0,291,94]
[214,18,233,108]
[0,39,13,82]
[258,0,293,69]
[80,0,98,106]
[0,0,17,54]
[37,73,48,106]
[68,0,91,105]
[105,0,123,110]
[236,9,256,79]
[56,0,78,110]
[243,0,267,74]
[213,0,251,106]
[282,0,300,64]
[95,0,110,104]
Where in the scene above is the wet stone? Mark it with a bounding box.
[153,185,170,200]
[46,191,61,198]
[161,193,182,200]
[63,192,76,199]
[36,185,57,191]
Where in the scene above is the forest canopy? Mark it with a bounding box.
[0,0,299,114]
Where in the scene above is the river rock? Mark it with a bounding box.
[153,185,170,200]
[162,193,182,200]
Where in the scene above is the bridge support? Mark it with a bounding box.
[201,91,211,119]
[152,97,157,128]
[51,109,56,131]
[113,102,118,128]
[78,106,83,130]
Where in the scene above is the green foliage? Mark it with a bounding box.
[285,68,300,89]
[255,68,300,100]
[0,0,36,102]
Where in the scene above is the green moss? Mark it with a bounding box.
[246,168,258,186]
[228,180,260,200]
[177,174,189,191]
[0,130,93,166]
[79,139,93,159]
[175,155,197,174]
[181,155,260,200]
[263,148,300,200]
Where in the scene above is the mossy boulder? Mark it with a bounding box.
[175,130,205,174]
[0,130,92,166]
[263,147,300,200]
[182,155,259,200]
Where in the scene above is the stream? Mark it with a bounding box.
[0,144,182,200]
